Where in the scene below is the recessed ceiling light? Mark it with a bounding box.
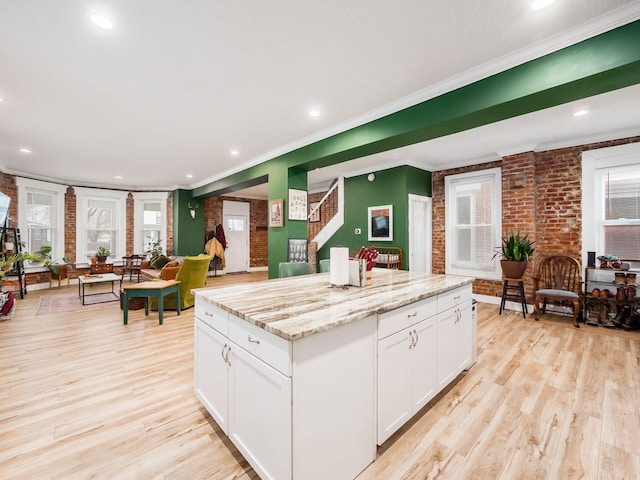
[186,174,193,179]
[114,175,123,179]
[0,98,4,103]
[90,13,115,30]
[309,110,320,117]
[531,0,554,10]
[19,148,32,154]
[573,110,588,117]
[230,150,239,156]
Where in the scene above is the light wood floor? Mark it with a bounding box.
[2,273,640,479]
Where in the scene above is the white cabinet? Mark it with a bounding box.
[377,315,437,444]
[194,317,230,434]
[229,343,291,480]
[437,288,473,389]
[377,284,473,445]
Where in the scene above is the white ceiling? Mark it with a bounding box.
[1,1,640,198]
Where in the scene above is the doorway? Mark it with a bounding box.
[223,201,250,273]
[408,194,432,273]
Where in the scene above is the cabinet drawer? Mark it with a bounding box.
[438,285,472,312]
[229,315,292,377]
[195,297,228,335]
[378,296,437,339]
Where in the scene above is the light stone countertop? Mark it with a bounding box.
[193,269,474,341]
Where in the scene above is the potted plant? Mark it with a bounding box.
[37,247,74,279]
[145,237,163,263]
[95,246,110,264]
[493,231,535,278]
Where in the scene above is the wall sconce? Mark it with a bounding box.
[367,173,376,182]
[188,202,199,220]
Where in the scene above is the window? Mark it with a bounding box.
[596,164,640,259]
[16,178,66,267]
[445,168,502,279]
[133,192,168,255]
[583,143,640,263]
[76,188,127,262]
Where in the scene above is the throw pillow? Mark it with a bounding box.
[150,255,169,269]
[164,260,180,268]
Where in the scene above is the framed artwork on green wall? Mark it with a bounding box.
[288,189,307,221]
[368,205,393,241]
[269,198,283,227]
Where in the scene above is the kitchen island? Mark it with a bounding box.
[193,269,474,480]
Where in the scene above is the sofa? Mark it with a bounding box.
[146,254,211,310]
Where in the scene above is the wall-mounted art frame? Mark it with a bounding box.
[269,198,284,227]
[309,201,320,223]
[287,238,308,262]
[288,188,308,221]
[368,204,393,241]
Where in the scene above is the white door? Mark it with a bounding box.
[408,194,431,273]
[224,214,248,272]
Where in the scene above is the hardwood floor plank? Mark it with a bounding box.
[3,276,640,479]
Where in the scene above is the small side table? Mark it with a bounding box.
[499,277,527,319]
[121,280,181,325]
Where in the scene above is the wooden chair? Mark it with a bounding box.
[121,254,144,283]
[533,255,582,328]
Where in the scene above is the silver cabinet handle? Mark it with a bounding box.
[221,344,229,365]
[454,295,461,300]
[407,311,417,318]
[224,345,231,366]
[205,310,213,317]
[248,335,260,344]
[409,331,415,349]
[413,329,418,348]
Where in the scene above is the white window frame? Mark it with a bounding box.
[133,192,168,255]
[582,143,640,266]
[15,178,67,271]
[445,167,502,280]
[75,187,128,264]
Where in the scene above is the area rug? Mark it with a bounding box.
[36,293,119,316]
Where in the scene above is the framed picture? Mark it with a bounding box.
[309,201,320,222]
[269,198,284,227]
[287,238,308,262]
[288,188,308,221]
[368,205,393,241]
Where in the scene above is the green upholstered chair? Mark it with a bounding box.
[150,254,210,310]
[279,261,312,278]
[318,259,330,273]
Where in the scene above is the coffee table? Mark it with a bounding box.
[78,273,121,305]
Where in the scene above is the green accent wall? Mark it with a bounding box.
[173,190,205,256]
[317,166,431,270]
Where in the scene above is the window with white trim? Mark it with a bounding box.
[16,178,66,267]
[595,164,640,259]
[445,167,502,279]
[583,144,640,264]
[133,192,168,255]
[75,188,127,262]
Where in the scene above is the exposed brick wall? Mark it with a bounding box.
[65,187,76,262]
[203,196,268,268]
[308,189,336,240]
[432,136,640,300]
[125,193,134,255]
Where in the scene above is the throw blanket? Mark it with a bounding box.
[205,237,226,269]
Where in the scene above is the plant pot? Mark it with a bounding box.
[51,264,69,279]
[96,255,108,264]
[500,260,528,279]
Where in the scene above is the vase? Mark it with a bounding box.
[500,260,528,279]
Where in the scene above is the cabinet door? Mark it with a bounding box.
[437,300,473,389]
[229,344,292,480]
[409,316,437,412]
[194,318,229,434]
[377,327,412,445]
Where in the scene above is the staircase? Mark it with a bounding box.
[307,177,344,250]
